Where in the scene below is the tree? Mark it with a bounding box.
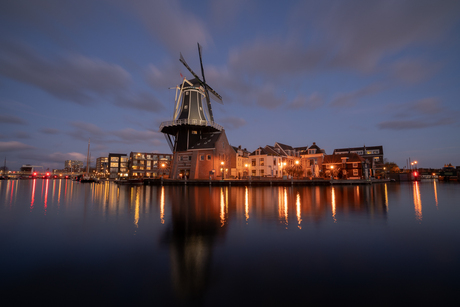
[285,164,303,178]
[383,161,400,173]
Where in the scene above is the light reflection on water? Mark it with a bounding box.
[0,179,459,306]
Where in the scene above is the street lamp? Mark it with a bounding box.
[161,163,165,178]
[330,165,334,180]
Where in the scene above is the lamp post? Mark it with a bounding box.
[161,163,165,178]
[330,165,334,180]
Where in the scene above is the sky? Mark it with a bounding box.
[1,0,459,171]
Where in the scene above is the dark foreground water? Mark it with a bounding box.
[1,179,459,306]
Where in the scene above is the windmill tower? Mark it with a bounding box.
[160,43,223,152]
[160,44,230,179]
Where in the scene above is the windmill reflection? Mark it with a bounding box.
[164,186,226,303]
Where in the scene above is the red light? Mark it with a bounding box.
[414,171,418,177]
[33,172,37,176]
[46,172,50,176]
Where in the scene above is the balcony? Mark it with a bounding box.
[160,119,223,131]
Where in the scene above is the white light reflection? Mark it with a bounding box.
[413,181,422,222]
[331,187,337,223]
[296,192,302,229]
[160,186,165,224]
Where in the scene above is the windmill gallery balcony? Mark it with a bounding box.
[160,118,223,134]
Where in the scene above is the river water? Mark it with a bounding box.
[1,179,459,306]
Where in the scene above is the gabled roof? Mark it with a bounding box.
[250,146,280,156]
[323,153,365,164]
[275,142,294,151]
[264,145,282,156]
[308,142,321,151]
[333,145,384,155]
[188,132,222,150]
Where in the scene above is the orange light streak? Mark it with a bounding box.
[413,181,422,222]
[296,192,302,229]
[331,187,337,223]
[160,186,165,224]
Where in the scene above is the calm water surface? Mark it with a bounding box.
[1,179,459,306]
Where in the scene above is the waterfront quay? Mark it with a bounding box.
[144,178,391,186]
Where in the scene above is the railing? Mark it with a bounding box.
[159,119,223,131]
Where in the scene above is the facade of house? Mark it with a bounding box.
[64,160,83,172]
[108,153,128,179]
[300,142,326,178]
[169,130,235,180]
[322,153,369,179]
[333,145,384,177]
[248,147,284,177]
[128,152,173,178]
[96,157,108,176]
[231,145,250,178]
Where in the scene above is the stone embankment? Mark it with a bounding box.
[144,178,392,186]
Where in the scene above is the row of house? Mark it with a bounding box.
[96,152,173,179]
[92,139,383,180]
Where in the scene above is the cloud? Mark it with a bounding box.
[0,141,35,152]
[48,152,86,163]
[114,92,165,113]
[0,114,27,125]
[116,0,212,54]
[40,128,60,135]
[13,131,30,139]
[218,116,247,130]
[318,0,460,72]
[288,93,323,110]
[389,58,442,84]
[378,118,455,130]
[378,97,458,130]
[0,40,131,104]
[113,128,164,144]
[329,83,384,108]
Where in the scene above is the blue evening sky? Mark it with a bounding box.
[1,0,459,170]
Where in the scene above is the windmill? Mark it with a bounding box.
[160,43,224,153]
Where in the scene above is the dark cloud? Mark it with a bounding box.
[0,114,27,125]
[389,58,442,84]
[378,97,458,130]
[115,0,212,54]
[329,83,384,108]
[288,93,323,110]
[0,141,35,152]
[0,40,131,104]
[113,128,164,144]
[13,131,30,139]
[320,0,460,72]
[114,92,165,113]
[218,116,247,130]
[378,118,455,130]
[40,128,60,135]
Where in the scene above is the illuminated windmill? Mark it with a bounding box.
[160,43,223,152]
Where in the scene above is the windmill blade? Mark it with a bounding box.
[197,43,215,121]
[179,53,203,83]
[204,84,223,104]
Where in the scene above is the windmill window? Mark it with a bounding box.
[200,155,204,161]
[207,155,211,160]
